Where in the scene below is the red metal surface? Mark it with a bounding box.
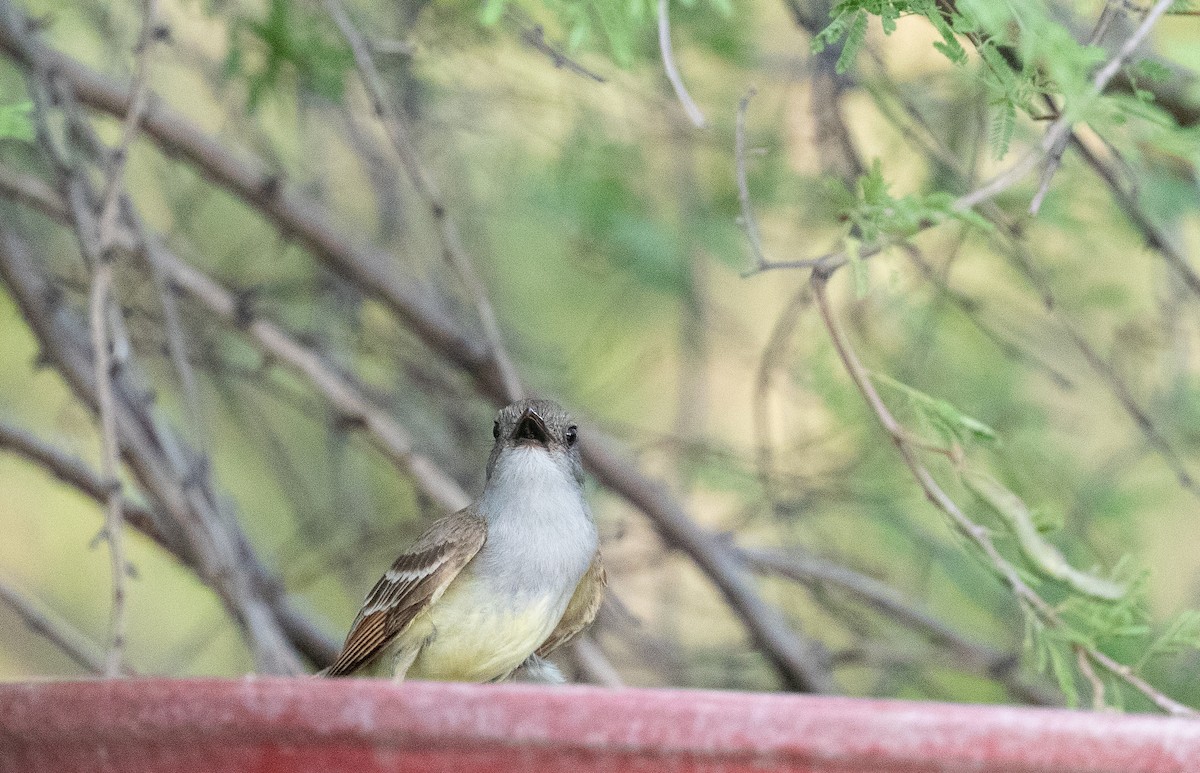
[0,678,1197,773]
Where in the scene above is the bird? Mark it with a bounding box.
[321,398,605,682]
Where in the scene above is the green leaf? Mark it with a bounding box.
[989,100,1016,160]
[846,235,868,298]
[1044,639,1080,708]
[871,371,999,446]
[837,12,868,74]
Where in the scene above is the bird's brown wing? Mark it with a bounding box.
[536,550,606,658]
[323,509,487,677]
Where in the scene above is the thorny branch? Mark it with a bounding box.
[87,253,128,677]
[81,0,162,679]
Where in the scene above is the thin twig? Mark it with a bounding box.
[657,0,706,128]
[87,259,128,678]
[513,17,606,83]
[810,268,1195,716]
[1075,643,1107,711]
[95,0,158,243]
[0,577,135,676]
[735,88,773,271]
[322,0,524,402]
[1029,0,1122,215]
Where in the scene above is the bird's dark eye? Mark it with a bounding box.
[566,425,578,446]
[492,420,500,439]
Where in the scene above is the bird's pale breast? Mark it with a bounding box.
[404,569,565,682]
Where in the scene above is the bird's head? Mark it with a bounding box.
[485,399,582,484]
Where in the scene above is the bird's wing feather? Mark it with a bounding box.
[536,550,606,658]
[323,510,486,676]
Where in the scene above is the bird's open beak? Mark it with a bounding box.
[513,408,550,447]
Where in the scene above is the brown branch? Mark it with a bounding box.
[0,154,472,517]
[962,0,1175,213]
[510,15,605,84]
[0,225,304,675]
[0,415,339,671]
[1029,0,1122,215]
[0,13,503,398]
[87,255,129,677]
[0,422,163,544]
[581,430,835,692]
[26,27,145,675]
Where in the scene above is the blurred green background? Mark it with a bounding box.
[0,0,1199,711]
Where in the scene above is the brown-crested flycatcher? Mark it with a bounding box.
[322,399,605,682]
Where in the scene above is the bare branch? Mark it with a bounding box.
[0,224,303,675]
[511,15,606,83]
[657,0,707,128]
[735,88,776,272]
[0,577,135,676]
[966,0,1174,213]
[322,0,524,402]
[581,430,835,692]
[0,15,502,395]
[87,257,129,677]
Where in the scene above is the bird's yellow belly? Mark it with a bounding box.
[405,576,561,682]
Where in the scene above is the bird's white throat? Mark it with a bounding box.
[474,446,597,599]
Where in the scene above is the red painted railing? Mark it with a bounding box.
[1,678,1198,772]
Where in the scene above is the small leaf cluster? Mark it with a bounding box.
[812,0,964,74]
[835,161,989,293]
[224,0,354,110]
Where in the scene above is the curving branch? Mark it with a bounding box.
[810,266,1194,717]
